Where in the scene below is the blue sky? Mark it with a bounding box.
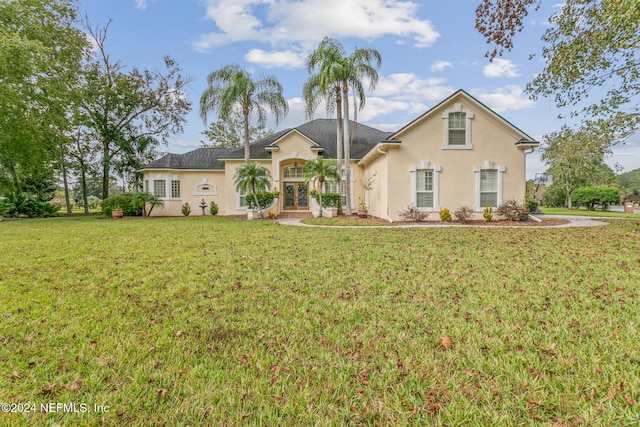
[78,0,639,179]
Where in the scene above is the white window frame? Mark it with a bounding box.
[153,179,166,198]
[170,180,181,199]
[442,103,474,150]
[237,189,247,209]
[149,175,182,200]
[324,180,347,207]
[283,165,304,179]
[474,161,505,211]
[410,161,441,211]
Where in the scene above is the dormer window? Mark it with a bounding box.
[442,103,473,149]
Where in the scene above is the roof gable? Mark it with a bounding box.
[387,89,535,141]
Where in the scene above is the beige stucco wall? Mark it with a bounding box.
[364,95,530,221]
[223,160,274,215]
[362,152,389,220]
[143,170,226,216]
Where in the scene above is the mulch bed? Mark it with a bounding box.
[303,215,571,227]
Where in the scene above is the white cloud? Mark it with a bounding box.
[245,49,306,69]
[482,59,521,78]
[171,139,201,149]
[134,0,147,10]
[430,60,452,72]
[375,73,453,103]
[471,85,535,112]
[193,0,439,53]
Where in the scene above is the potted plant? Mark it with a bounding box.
[357,198,368,218]
[111,203,123,219]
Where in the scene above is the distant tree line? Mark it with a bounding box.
[0,0,191,214]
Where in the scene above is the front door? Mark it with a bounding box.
[284,182,309,210]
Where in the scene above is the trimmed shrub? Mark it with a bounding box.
[246,192,276,209]
[495,199,529,221]
[439,208,452,222]
[398,204,429,222]
[182,202,191,216]
[318,192,341,208]
[453,205,474,223]
[483,205,493,222]
[210,201,218,216]
[526,197,539,214]
[570,186,620,211]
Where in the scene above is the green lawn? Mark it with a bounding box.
[540,206,640,219]
[1,216,639,426]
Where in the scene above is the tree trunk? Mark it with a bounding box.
[61,159,72,215]
[102,141,110,199]
[243,109,250,164]
[81,168,89,215]
[335,87,344,215]
[335,86,343,179]
[77,132,89,214]
[7,158,21,196]
[342,82,352,215]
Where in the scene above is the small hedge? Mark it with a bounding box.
[246,192,276,209]
[570,186,620,211]
[318,192,341,208]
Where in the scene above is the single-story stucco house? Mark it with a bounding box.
[140,89,539,221]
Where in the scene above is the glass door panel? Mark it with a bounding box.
[285,183,296,209]
[297,183,308,208]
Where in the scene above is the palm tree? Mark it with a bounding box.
[200,64,288,163]
[303,156,341,217]
[340,47,382,215]
[304,38,382,215]
[304,38,345,174]
[233,162,271,217]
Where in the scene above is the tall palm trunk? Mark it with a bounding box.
[318,177,324,217]
[335,86,343,180]
[342,82,352,215]
[243,105,250,164]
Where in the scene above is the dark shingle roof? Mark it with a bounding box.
[142,147,238,170]
[142,119,394,170]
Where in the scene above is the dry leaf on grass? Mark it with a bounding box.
[439,336,454,349]
[68,379,83,391]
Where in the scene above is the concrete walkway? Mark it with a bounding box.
[277,215,611,229]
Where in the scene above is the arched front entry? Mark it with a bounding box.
[281,161,309,211]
